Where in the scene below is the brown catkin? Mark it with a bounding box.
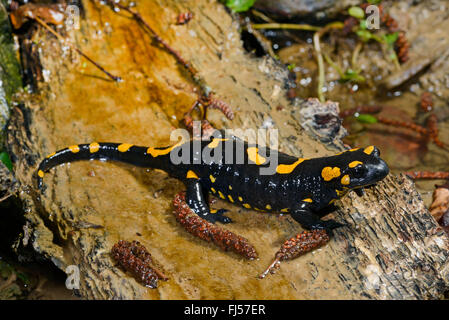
[259,229,330,278]
[176,12,193,25]
[111,240,168,288]
[420,92,433,112]
[206,96,235,120]
[173,192,258,259]
[376,116,428,135]
[275,229,330,261]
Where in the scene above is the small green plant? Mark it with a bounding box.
[348,5,400,69]
[222,0,256,12]
[348,6,365,20]
[341,69,365,83]
[355,114,378,124]
[0,151,12,171]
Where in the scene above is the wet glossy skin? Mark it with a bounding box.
[37,134,389,232]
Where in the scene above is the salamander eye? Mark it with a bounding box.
[352,165,367,178]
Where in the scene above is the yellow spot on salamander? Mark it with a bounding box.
[38,170,44,178]
[46,152,56,158]
[349,161,363,168]
[265,204,272,210]
[228,195,234,203]
[321,166,341,181]
[228,185,232,190]
[89,142,100,153]
[147,142,182,157]
[280,208,289,212]
[303,198,313,203]
[118,143,133,152]
[238,196,243,202]
[207,138,229,149]
[218,191,225,199]
[211,187,216,194]
[337,148,359,155]
[209,175,216,183]
[341,175,350,185]
[364,146,374,155]
[243,203,251,209]
[246,147,266,165]
[68,145,80,153]
[186,170,199,179]
[210,209,218,213]
[276,158,306,174]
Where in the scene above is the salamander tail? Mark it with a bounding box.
[36,142,177,190]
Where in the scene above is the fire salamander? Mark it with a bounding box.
[36,133,389,278]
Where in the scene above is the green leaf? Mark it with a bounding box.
[348,6,365,19]
[287,63,296,71]
[0,261,13,278]
[340,69,365,82]
[356,114,378,124]
[368,0,382,4]
[356,29,373,42]
[383,32,399,45]
[0,151,12,171]
[359,19,367,30]
[16,271,30,285]
[224,0,256,12]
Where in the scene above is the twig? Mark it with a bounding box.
[34,16,121,82]
[251,23,321,32]
[339,105,383,118]
[351,42,363,70]
[405,171,449,180]
[313,31,325,102]
[250,9,305,44]
[313,22,344,102]
[102,0,209,93]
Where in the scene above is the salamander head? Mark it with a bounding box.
[321,146,389,191]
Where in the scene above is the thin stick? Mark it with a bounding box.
[251,23,321,32]
[251,9,305,44]
[105,1,199,79]
[313,22,344,102]
[313,31,325,102]
[351,42,363,70]
[34,16,121,82]
[405,171,449,180]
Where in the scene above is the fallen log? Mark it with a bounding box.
[5,0,449,299]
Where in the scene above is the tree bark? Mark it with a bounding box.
[6,0,449,299]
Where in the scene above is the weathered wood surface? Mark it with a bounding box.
[6,0,449,299]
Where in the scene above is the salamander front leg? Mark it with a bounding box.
[259,203,343,279]
[185,180,232,224]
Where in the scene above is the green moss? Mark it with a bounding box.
[0,2,22,133]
